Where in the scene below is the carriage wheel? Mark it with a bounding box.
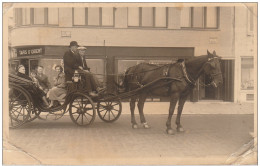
[26,106,38,122]
[9,85,32,128]
[69,93,96,126]
[97,94,122,123]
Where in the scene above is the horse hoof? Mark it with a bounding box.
[132,124,138,129]
[166,129,175,135]
[177,127,184,132]
[143,123,150,129]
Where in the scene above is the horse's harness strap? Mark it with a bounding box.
[163,65,171,77]
[180,61,195,85]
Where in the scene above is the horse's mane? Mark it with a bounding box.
[185,55,209,66]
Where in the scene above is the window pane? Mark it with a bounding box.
[142,7,153,27]
[74,8,85,25]
[193,7,204,28]
[180,7,190,27]
[206,7,217,28]
[88,7,100,26]
[22,8,30,25]
[155,7,166,27]
[102,7,113,26]
[48,8,58,25]
[128,7,139,26]
[34,8,45,24]
[241,57,254,90]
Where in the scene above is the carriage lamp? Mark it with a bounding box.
[72,70,81,82]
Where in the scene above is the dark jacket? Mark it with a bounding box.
[63,50,90,81]
[16,72,46,97]
[35,73,51,90]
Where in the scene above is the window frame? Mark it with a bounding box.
[15,8,59,27]
[240,56,254,91]
[181,7,220,29]
[72,7,115,27]
[127,7,168,28]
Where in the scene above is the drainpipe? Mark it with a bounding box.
[232,6,238,103]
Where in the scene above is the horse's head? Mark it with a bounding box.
[203,50,223,88]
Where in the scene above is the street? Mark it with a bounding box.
[5,113,253,165]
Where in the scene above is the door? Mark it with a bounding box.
[198,59,234,102]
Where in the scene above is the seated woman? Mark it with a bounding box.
[47,65,67,108]
[16,65,49,106]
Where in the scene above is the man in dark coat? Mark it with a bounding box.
[63,41,98,96]
[35,66,51,94]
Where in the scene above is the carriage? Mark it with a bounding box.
[9,68,180,129]
[8,71,123,128]
[9,51,223,134]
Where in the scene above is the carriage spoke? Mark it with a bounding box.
[83,114,90,122]
[98,109,106,113]
[102,110,108,119]
[108,111,111,120]
[110,110,116,118]
[75,114,81,122]
[81,114,83,125]
[85,112,93,117]
[111,109,119,112]
[110,103,119,107]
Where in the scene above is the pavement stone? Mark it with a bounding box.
[6,114,254,165]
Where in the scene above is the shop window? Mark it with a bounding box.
[73,8,86,25]
[85,59,105,86]
[241,57,254,90]
[180,7,219,29]
[155,7,167,27]
[101,7,114,26]
[48,8,59,25]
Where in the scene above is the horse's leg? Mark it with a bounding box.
[176,94,188,132]
[137,93,150,129]
[130,97,138,129]
[166,93,179,135]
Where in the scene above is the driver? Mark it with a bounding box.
[63,41,99,97]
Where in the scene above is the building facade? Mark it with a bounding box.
[8,5,256,102]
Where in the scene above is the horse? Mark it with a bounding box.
[121,50,223,134]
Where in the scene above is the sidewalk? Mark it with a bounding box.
[121,101,254,114]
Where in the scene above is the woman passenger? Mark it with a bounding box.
[47,65,67,108]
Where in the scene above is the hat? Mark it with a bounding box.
[77,46,87,50]
[69,41,79,47]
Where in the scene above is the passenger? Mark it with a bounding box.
[63,41,100,97]
[30,70,44,91]
[16,65,49,106]
[35,66,51,94]
[47,65,67,108]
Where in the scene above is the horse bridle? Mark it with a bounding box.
[185,57,222,87]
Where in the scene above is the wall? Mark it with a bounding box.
[11,7,234,59]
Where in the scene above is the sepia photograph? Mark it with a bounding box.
[3,2,257,165]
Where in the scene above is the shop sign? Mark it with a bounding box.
[17,47,44,56]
